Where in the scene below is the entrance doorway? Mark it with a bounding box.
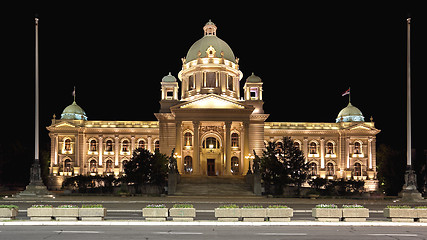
[207,159,215,176]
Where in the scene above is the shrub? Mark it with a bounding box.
[145,204,166,208]
[30,204,53,208]
[267,205,289,208]
[342,204,364,208]
[218,204,239,208]
[0,205,18,209]
[57,205,78,208]
[81,204,103,208]
[386,205,412,209]
[315,204,338,208]
[172,204,193,208]
[242,205,263,208]
[415,206,427,209]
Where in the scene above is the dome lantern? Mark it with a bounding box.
[203,19,217,36]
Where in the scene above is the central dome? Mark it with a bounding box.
[336,102,364,123]
[185,20,236,63]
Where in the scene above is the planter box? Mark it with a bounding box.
[342,208,369,222]
[416,209,427,222]
[384,208,416,222]
[142,208,168,221]
[215,208,241,222]
[0,208,18,220]
[266,208,293,222]
[169,208,196,221]
[241,208,266,222]
[53,208,79,221]
[79,208,106,221]
[312,208,342,222]
[27,208,53,221]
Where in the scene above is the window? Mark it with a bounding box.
[166,90,174,99]
[327,142,334,154]
[354,163,362,176]
[231,157,239,175]
[326,162,334,176]
[154,140,160,151]
[188,75,194,90]
[293,141,300,150]
[64,139,71,151]
[184,156,193,174]
[106,160,113,173]
[354,142,361,154]
[122,140,129,152]
[184,132,193,147]
[250,88,258,99]
[203,137,220,149]
[90,140,97,151]
[309,162,317,176]
[309,142,317,154]
[90,160,97,173]
[106,140,113,152]
[138,140,146,149]
[64,159,72,172]
[205,72,216,87]
[231,133,239,148]
[228,75,233,90]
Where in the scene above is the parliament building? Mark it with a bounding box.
[47,21,380,191]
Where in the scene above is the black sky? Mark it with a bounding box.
[2,3,426,155]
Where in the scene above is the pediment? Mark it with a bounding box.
[54,122,77,128]
[174,95,247,110]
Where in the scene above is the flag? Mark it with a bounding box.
[342,88,350,96]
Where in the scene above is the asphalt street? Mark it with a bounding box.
[1,225,426,240]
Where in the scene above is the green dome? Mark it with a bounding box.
[246,72,262,83]
[336,102,364,123]
[61,101,87,120]
[186,21,236,63]
[162,72,177,82]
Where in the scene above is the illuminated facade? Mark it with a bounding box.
[47,21,380,191]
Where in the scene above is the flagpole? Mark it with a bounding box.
[35,17,39,162]
[406,18,412,169]
[348,87,351,104]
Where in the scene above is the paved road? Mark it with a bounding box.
[1,225,426,240]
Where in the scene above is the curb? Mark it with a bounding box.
[2,221,427,227]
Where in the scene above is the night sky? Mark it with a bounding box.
[2,3,426,159]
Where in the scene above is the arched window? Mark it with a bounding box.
[231,157,239,175]
[184,156,193,174]
[138,140,146,149]
[64,139,71,151]
[90,160,97,173]
[106,160,113,173]
[64,159,72,172]
[231,133,239,148]
[309,162,317,176]
[184,132,193,147]
[354,163,362,176]
[154,140,160,151]
[203,137,220,149]
[309,142,317,154]
[122,140,129,152]
[326,162,334,176]
[293,141,300,150]
[354,142,361,154]
[106,140,113,152]
[327,142,334,154]
[90,140,97,151]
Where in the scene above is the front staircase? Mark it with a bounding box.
[174,175,254,196]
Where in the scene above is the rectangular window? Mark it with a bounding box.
[228,75,233,90]
[189,75,194,90]
[205,72,216,87]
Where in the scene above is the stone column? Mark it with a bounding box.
[243,121,250,174]
[53,134,58,166]
[225,121,232,175]
[147,136,152,152]
[320,138,325,169]
[98,135,103,166]
[368,137,373,169]
[131,136,135,153]
[115,135,119,166]
[192,121,200,175]
[303,137,308,163]
[175,121,183,173]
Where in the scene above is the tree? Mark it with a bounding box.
[376,144,405,196]
[260,136,308,196]
[122,148,168,193]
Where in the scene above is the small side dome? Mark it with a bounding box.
[162,72,177,82]
[61,101,87,120]
[246,72,262,83]
[336,102,364,123]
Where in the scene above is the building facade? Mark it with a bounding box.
[47,21,380,191]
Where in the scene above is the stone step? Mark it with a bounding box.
[174,175,254,196]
